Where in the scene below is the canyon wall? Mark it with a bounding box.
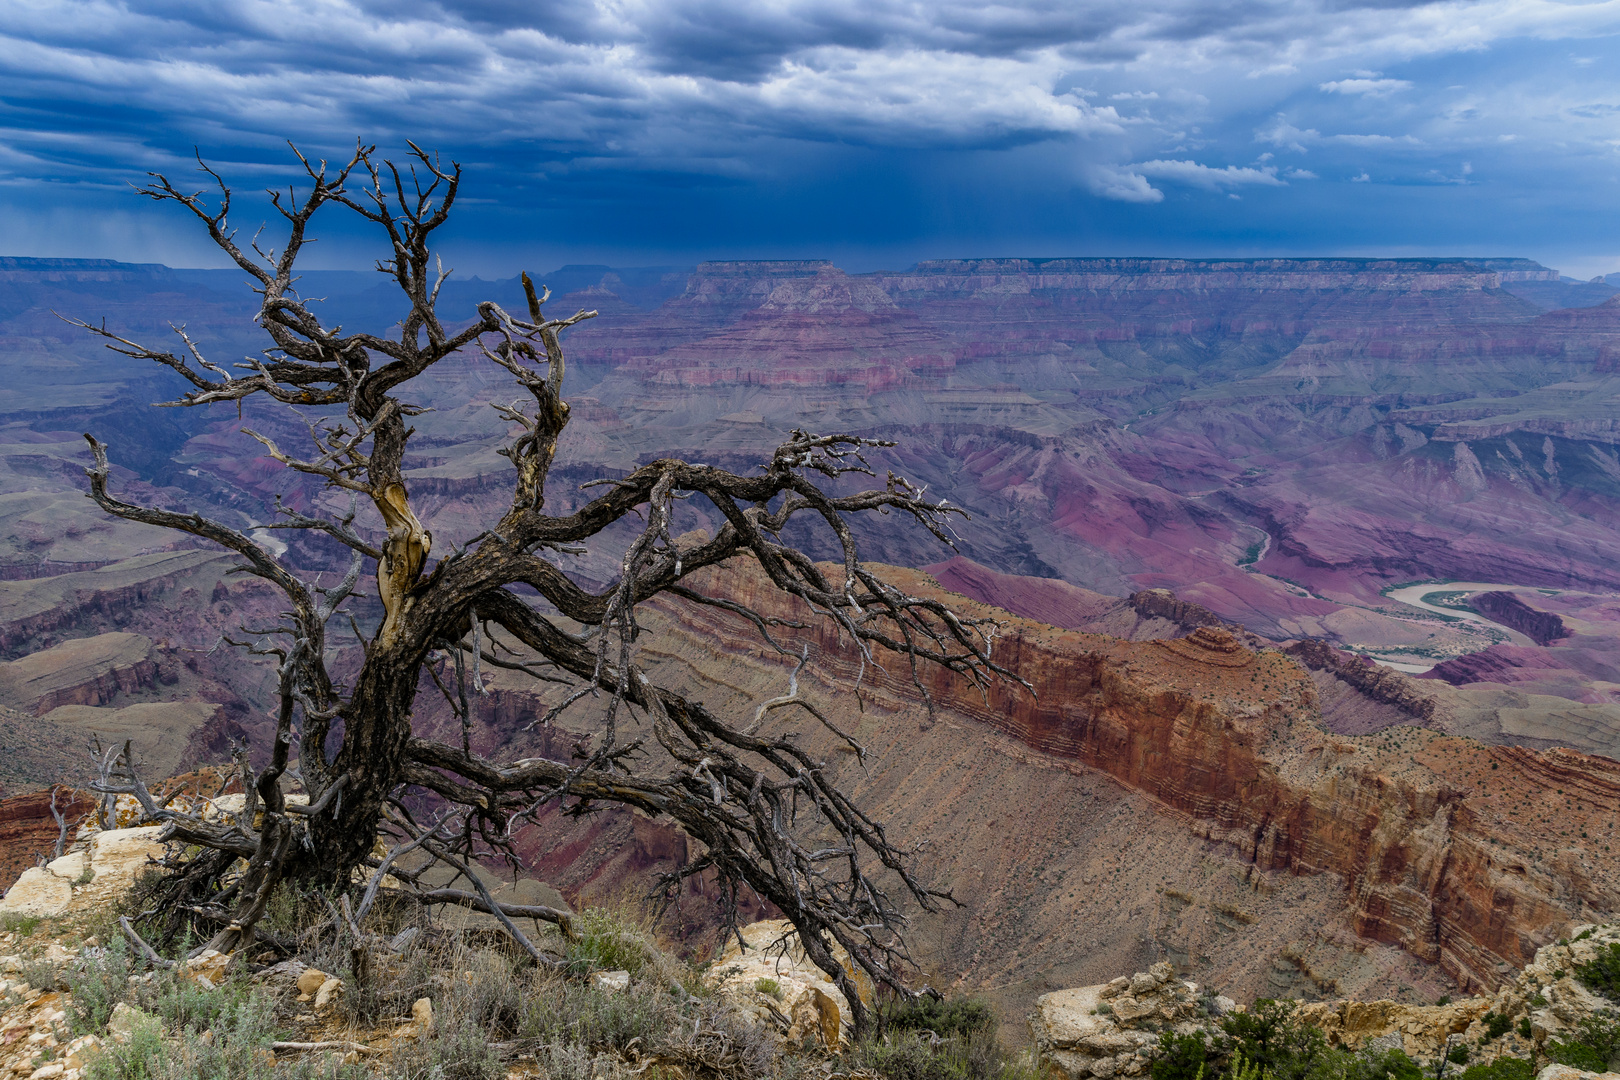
[642,563,1618,995]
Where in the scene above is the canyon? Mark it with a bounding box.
[0,255,1618,1037]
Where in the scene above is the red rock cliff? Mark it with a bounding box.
[655,562,1618,993]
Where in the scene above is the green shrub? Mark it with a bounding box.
[850,1028,1035,1080]
[1344,1048,1425,1080]
[1516,1019,1532,1041]
[564,907,656,977]
[1446,1044,1470,1066]
[754,977,783,1000]
[1481,1013,1511,1041]
[1457,1057,1535,1080]
[1221,999,1328,1080]
[1547,1012,1620,1073]
[1547,1042,1608,1073]
[63,940,131,1034]
[388,1016,505,1080]
[1152,1031,1218,1080]
[86,990,353,1080]
[883,995,996,1038]
[1576,943,1620,1003]
[0,913,41,936]
[517,977,675,1048]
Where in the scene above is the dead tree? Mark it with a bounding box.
[69,142,1019,1033]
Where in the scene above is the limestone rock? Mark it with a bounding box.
[411,998,434,1032]
[42,851,86,882]
[706,919,855,1049]
[183,950,231,990]
[107,1002,154,1043]
[87,827,165,890]
[0,868,71,917]
[252,959,308,996]
[1032,966,1204,1079]
[313,977,342,1012]
[1537,1067,1620,1080]
[590,970,630,993]
[295,967,328,999]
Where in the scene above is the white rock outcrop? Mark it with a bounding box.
[706,919,864,1050]
[1031,962,1207,1080]
[0,825,169,917]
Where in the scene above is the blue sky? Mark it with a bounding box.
[2,0,1618,276]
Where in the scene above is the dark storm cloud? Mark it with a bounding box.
[0,0,1617,271]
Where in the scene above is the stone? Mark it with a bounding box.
[295,968,328,997]
[107,1003,152,1043]
[707,919,855,1049]
[1536,1067,1620,1080]
[1148,962,1174,984]
[590,970,629,993]
[87,828,166,891]
[42,852,86,883]
[183,950,230,989]
[313,977,342,1011]
[1111,997,1156,1023]
[411,998,433,1032]
[1033,966,1211,1080]
[28,1064,62,1079]
[0,869,71,917]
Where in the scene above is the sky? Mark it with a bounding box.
[1,0,1619,276]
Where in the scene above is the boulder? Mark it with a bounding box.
[591,970,630,993]
[1537,1067,1620,1080]
[0,868,71,916]
[295,968,328,998]
[87,826,165,887]
[1032,966,1203,1079]
[706,919,858,1049]
[183,949,231,990]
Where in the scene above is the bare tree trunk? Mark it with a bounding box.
[70,142,1026,1035]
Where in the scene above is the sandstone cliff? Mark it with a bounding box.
[635,563,1618,998]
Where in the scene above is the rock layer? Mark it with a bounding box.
[655,563,1620,994]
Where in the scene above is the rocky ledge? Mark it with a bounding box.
[1035,925,1620,1080]
[1031,961,1235,1079]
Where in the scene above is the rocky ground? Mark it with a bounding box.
[1033,925,1620,1080]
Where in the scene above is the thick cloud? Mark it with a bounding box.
[0,0,1617,268]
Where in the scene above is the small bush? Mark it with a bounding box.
[1516,1018,1532,1041]
[1342,1048,1425,1080]
[1,913,42,936]
[1547,1042,1608,1073]
[851,1028,1035,1080]
[63,940,131,1034]
[754,977,783,1000]
[1547,1012,1620,1073]
[1576,943,1620,1003]
[1481,1013,1511,1041]
[564,907,656,977]
[883,995,996,1038]
[389,1015,505,1080]
[1446,1044,1470,1066]
[1457,1058,1535,1080]
[1151,1030,1217,1080]
[86,990,352,1080]
[520,977,674,1048]
[1221,999,1328,1080]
